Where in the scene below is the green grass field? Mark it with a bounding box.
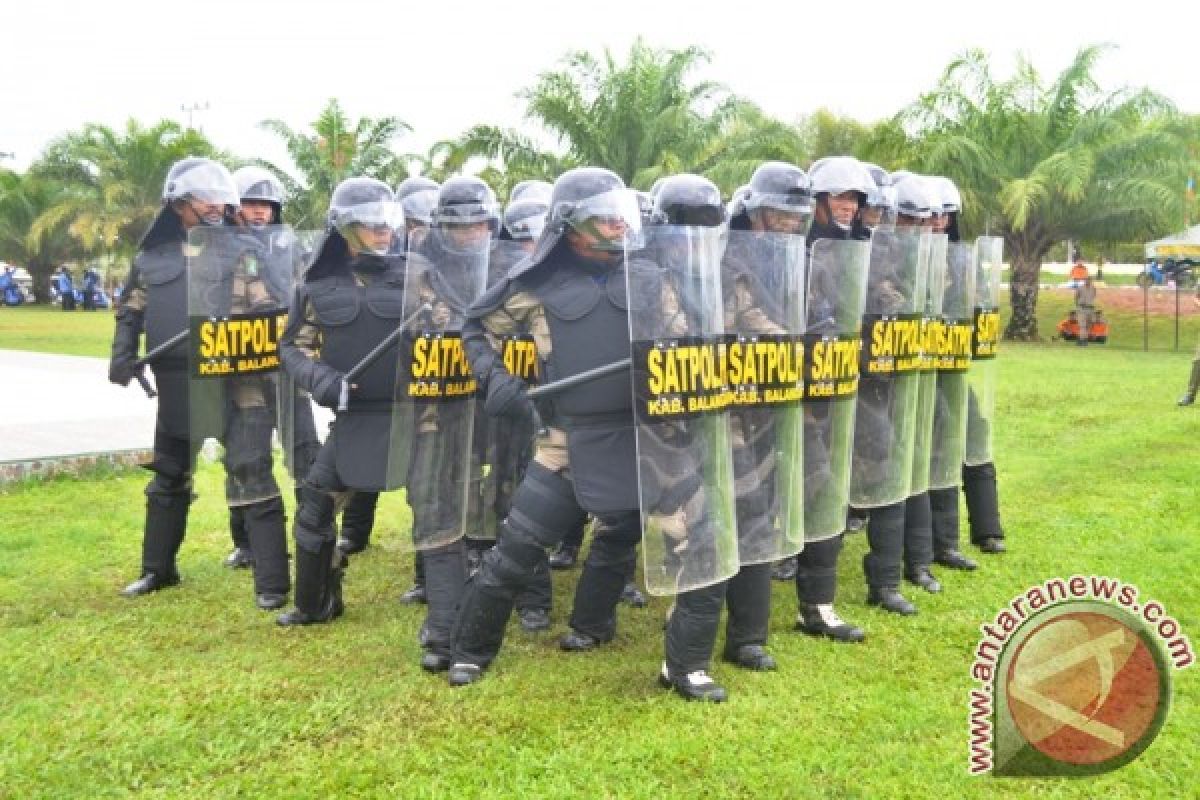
[1,308,1198,797]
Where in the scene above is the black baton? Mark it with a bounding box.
[130,329,191,398]
[527,358,632,399]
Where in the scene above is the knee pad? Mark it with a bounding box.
[506,462,587,550]
[479,534,544,589]
[243,494,285,523]
[145,471,192,501]
[295,485,337,534]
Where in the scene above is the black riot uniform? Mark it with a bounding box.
[661,172,788,680]
[387,177,442,601]
[448,168,727,701]
[276,178,466,672]
[474,194,559,631]
[859,174,936,616]
[110,158,243,599]
[792,157,871,641]
[931,178,1003,559]
[205,167,296,607]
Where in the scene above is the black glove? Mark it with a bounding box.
[109,310,142,387]
[484,371,533,419]
[311,369,347,410]
[108,355,137,387]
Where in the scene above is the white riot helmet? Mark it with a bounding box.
[809,156,874,232]
[503,182,551,241]
[327,177,403,256]
[232,166,285,206]
[162,157,239,226]
[892,175,937,224]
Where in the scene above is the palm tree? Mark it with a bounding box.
[258,99,411,229]
[447,40,807,196]
[31,119,217,264]
[901,45,1190,339]
[0,170,84,300]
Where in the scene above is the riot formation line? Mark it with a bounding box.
[108,155,1009,703]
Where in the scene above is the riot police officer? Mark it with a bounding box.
[110,157,241,598]
[794,157,872,641]
[220,166,285,573]
[277,178,466,673]
[448,168,729,698]
[932,176,1008,558]
[387,176,442,601]
[857,174,938,616]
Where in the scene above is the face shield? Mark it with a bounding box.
[334,200,404,256]
[564,188,645,251]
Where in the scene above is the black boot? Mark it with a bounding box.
[864,553,917,615]
[224,505,254,568]
[548,543,578,570]
[935,550,978,571]
[277,541,343,626]
[658,663,727,702]
[1179,362,1200,405]
[723,644,777,671]
[123,488,189,596]
[867,584,918,615]
[399,551,427,604]
[904,565,942,593]
[620,582,648,608]
[419,539,467,671]
[930,487,974,570]
[336,491,378,554]
[244,496,291,608]
[903,493,936,592]
[864,506,915,614]
[962,462,1006,552]
[121,571,181,597]
[796,604,865,643]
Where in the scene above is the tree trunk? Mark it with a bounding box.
[1004,246,1043,341]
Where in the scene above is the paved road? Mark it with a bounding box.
[0,349,335,466]
[0,349,156,462]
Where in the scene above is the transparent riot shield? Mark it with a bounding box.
[722,231,806,565]
[187,225,306,506]
[387,230,490,550]
[632,225,738,595]
[910,233,946,496]
[803,237,870,540]
[273,229,326,484]
[848,228,930,509]
[965,236,1003,466]
[472,239,541,542]
[929,242,977,489]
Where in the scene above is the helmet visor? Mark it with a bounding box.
[567,188,644,250]
[744,192,814,215]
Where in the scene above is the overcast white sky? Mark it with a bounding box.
[4,0,1197,175]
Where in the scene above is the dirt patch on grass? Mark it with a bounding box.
[1043,287,1200,316]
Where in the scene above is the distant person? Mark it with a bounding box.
[1088,310,1108,344]
[82,266,101,310]
[1177,287,1200,406]
[1,266,22,306]
[56,266,76,310]
[1055,310,1080,341]
[1068,257,1088,287]
[1074,277,1097,347]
